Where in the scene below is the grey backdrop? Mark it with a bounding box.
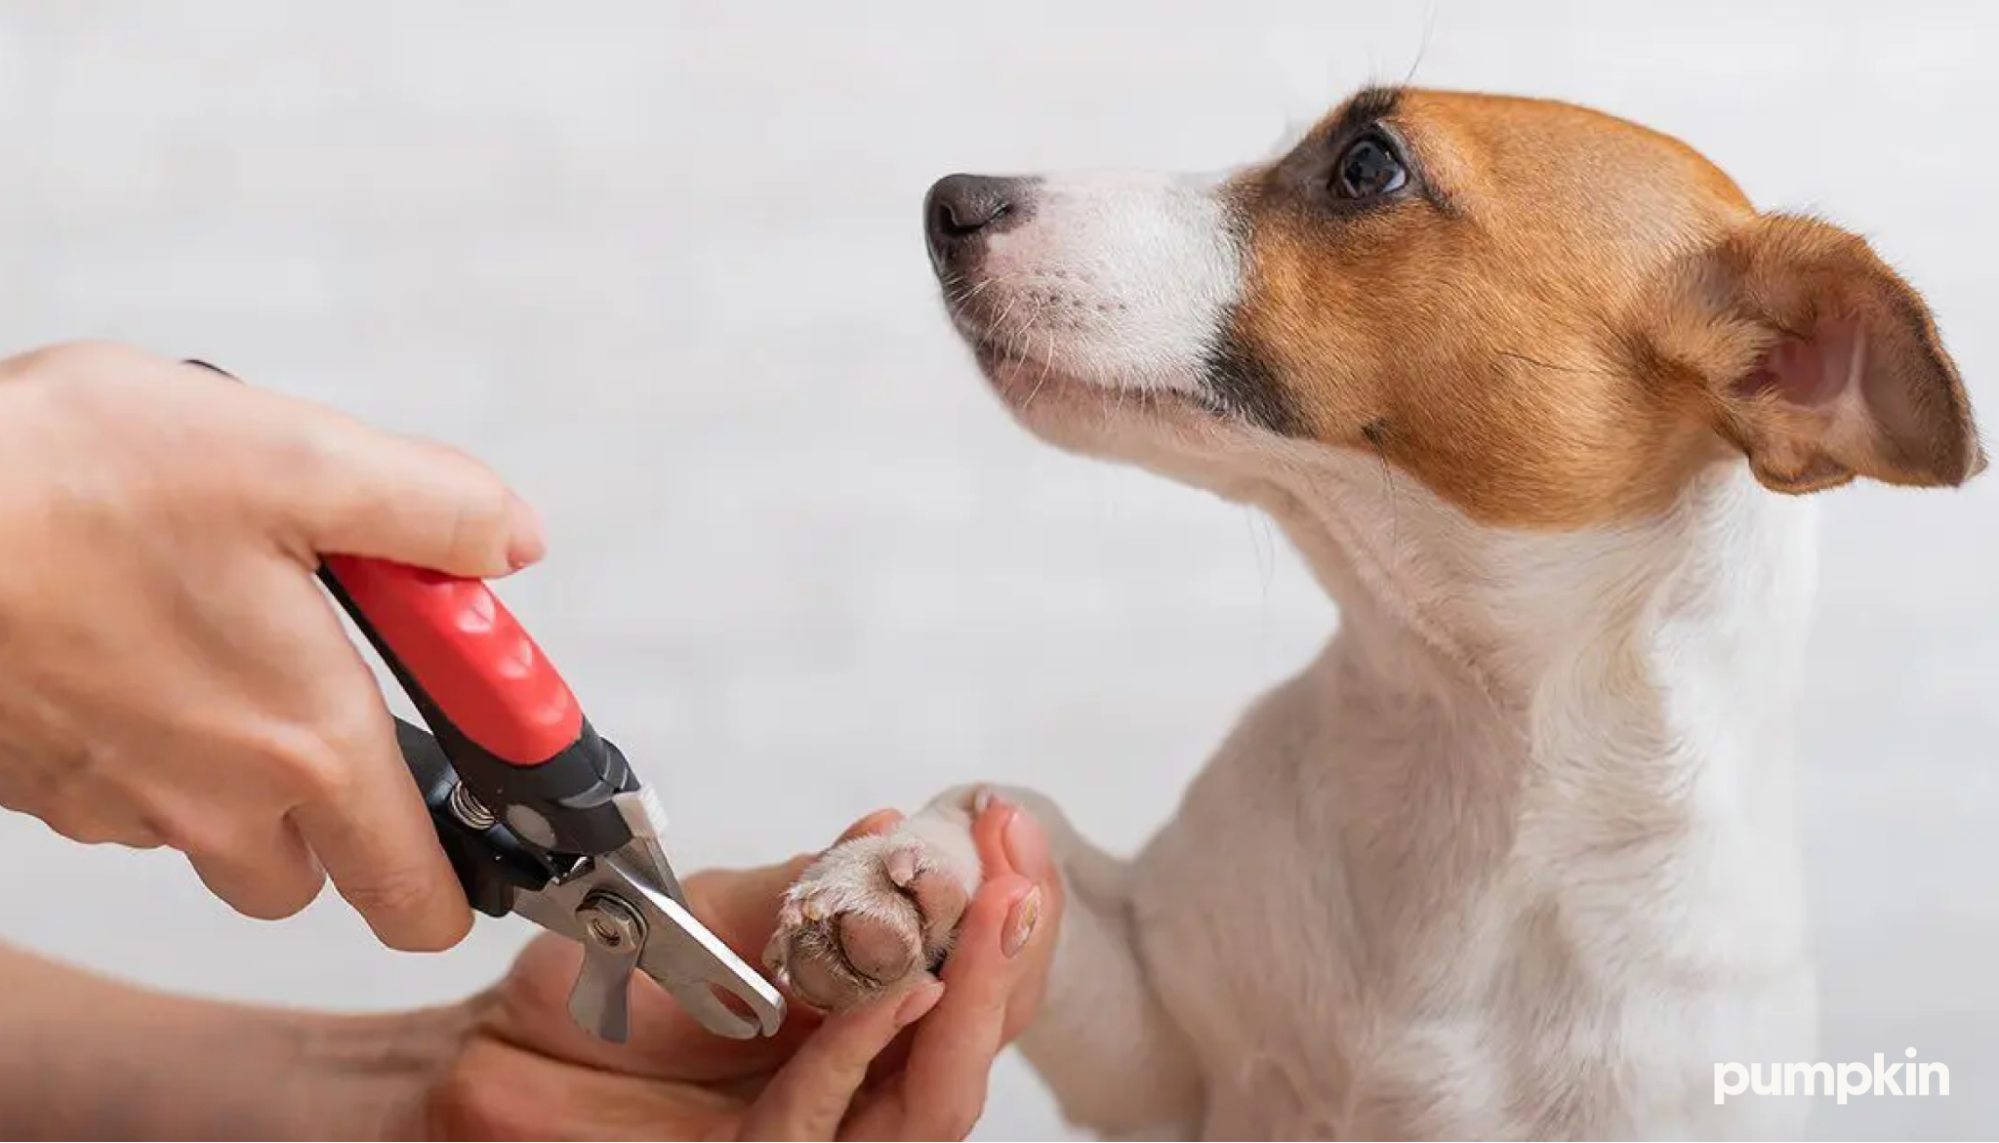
[2,2,1994,1138]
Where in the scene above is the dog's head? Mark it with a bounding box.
[925,86,1983,533]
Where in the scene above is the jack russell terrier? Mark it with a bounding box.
[762,84,1986,1139]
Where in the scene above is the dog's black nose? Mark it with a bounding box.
[924,174,1028,272]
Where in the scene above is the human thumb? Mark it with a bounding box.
[741,978,945,1140]
[183,357,548,578]
[282,422,545,578]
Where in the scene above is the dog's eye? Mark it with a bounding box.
[1333,134,1408,200]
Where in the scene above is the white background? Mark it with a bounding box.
[2,2,1995,1138]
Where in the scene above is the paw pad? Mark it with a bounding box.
[763,832,975,1011]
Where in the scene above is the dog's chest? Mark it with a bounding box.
[1123,747,1500,1136]
[1116,675,1818,1139]
[1128,806,1364,1138]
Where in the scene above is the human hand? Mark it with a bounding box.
[413,802,1063,1140]
[0,341,545,951]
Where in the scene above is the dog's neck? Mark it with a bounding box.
[1259,452,1817,861]
[1118,415,1825,959]
[1266,452,1815,717]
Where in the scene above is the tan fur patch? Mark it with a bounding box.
[1222,87,1980,530]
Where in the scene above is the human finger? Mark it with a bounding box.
[168,356,545,577]
[285,651,473,951]
[835,808,905,845]
[741,978,944,1141]
[210,384,543,579]
[298,429,543,576]
[972,795,1051,884]
[184,812,327,920]
[882,870,1036,1140]
[970,798,1061,1043]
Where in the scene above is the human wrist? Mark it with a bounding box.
[259,1002,484,1140]
[0,938,466,1141]
[36,990,480,1141]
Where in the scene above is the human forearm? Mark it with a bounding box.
[0,940,471,1140]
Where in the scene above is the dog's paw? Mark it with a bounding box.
[763,815,982,1012]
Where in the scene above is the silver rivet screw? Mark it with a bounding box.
[578,893,646,951]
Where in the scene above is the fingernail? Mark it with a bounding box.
[506,496,547,569]
[1002,886,1041,959]
[1002,806,1052,883]
[895,979,945,1027]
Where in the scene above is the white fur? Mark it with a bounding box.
[779,173,1826,1139]
[947,171,1239,401]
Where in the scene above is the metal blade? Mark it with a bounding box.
[612,786,687,905]
[604,851,787,1040]
[505,799,788,1042]
[662,974,767,1040]
[622,834,684,904]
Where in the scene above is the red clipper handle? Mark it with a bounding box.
[322,556,583,765]
[320,556,641,861]
[176,359,639,861]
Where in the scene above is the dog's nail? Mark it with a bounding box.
[803,899,826,923]
[972,786,994,815]
[1003,886,1042,959]
[885,844,919,887]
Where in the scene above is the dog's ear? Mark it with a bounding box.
[1646,213,1984,494]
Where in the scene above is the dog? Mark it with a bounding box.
[761,84,1986,1139]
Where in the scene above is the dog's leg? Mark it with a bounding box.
[766,784,1204,1138]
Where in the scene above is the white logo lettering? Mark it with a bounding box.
[1714,1049,1948,1106]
